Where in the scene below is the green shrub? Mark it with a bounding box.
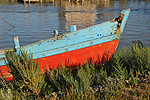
[0,41,150,99]
[4,49,53,99]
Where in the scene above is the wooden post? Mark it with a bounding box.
[39,0,42,3]
[13,36,20,50]
[53,0,54,6]
[28,0,30,4]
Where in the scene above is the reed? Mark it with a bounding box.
[0,41,150,99]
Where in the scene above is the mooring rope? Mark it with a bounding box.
[0,16,15,28]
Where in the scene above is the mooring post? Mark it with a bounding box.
[70,26,77,32]
[39,0,42,3]
[53,0,54,6]
[23,0,26,4]
[13,36,20,50]
[28,0,30,4]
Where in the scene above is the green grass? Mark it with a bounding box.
[0,41,150,99]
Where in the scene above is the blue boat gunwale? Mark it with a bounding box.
[20,21,118,52]
[32,33,122,59]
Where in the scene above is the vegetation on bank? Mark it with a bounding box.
[0,41,150,99]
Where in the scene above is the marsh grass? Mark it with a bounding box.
[0,41,150,99]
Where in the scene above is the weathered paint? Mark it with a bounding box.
[0,8,130,81]
[0,65,13,81]
[36,39,120,70]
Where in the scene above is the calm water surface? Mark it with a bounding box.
[0,0,150,51]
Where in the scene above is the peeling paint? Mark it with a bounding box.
[90,42,93,45]
[65,48,69,52]
[93,45,97,48]
[0,57,5,60]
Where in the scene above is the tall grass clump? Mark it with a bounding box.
[1,49,53,99]
[106,40,150,77]
[103,40,150,99]
[45,61,101,99]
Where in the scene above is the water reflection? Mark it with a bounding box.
[59,2,97,31]
[0,0,149,50]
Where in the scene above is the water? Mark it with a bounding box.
[0,0,150,51]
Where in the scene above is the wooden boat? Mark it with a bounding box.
[0,8,130,81]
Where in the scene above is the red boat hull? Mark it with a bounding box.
[0,39,120,81]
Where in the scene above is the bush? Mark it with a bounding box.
[3,49,53,99]
[0,41,150,99]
